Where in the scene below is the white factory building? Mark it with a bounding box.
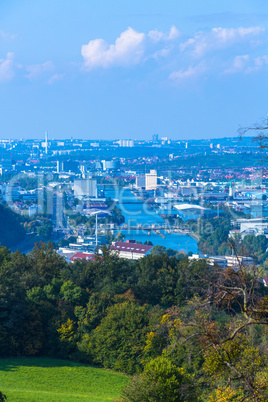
[74,179,97,199]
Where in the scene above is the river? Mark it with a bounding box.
[104,187,198,253]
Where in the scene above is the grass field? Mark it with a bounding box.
[0,357,129,401]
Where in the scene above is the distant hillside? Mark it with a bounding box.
[0,204,26,248]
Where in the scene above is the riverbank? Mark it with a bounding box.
[104,187,199,253]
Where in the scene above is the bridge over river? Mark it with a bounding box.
[103,224,200,240]
[103,187,200,250]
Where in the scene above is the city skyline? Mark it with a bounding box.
[1,0,268,140]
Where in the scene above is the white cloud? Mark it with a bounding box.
[48,73,64,85]
[168,26,180,40]
[212,26,263,42]
[148,25,180,42]
[81,26,180,69]
[169,64,205,81]
[248,55,268,72]
[180,26,265,57]
[81,27,145,69]
[233,54,249,67]
[148,29,164,42]
[26,61,54,80]
[224,54,268,74]
[0,52,14,82]
[0,30,15,40]
[224,55,249,74]
[79,25,267,80]
[152,48,171,59]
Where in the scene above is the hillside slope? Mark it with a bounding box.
[0,204,26,247]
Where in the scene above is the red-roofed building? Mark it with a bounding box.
[70,252,98,262]
[110,240,153,260]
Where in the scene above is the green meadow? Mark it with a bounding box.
[0,358,129,401]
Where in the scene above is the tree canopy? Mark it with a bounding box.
[0,242,267,400]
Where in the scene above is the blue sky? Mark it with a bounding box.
[0,0,268,140]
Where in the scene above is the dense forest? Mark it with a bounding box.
[0,242,268,400]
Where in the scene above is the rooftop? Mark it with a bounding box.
[70,252,98,261]
[111,241,153,254]
[174,204,210,211]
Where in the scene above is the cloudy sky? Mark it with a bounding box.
[1,0,268,140]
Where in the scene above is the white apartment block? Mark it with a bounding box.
[145,170,157,190]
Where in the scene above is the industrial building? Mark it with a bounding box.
[174,204,218,221]
[74,179,97,199]
[111,240,153,260]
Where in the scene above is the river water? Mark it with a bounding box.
[104,188,198,253]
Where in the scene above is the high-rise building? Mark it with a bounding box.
[41,131,50,154]
[152,133,158,142]
[56,161,64,173]
[45,131,48,154]
[136,175,146,189]
[74,179,97,198]
[145,170,157,190]
[102,160,118,171]
[119,139,134,147]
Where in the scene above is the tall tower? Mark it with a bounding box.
[45,131,48,154]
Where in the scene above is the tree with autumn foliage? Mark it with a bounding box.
[135,254,268,401]
[118,356,199,402]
